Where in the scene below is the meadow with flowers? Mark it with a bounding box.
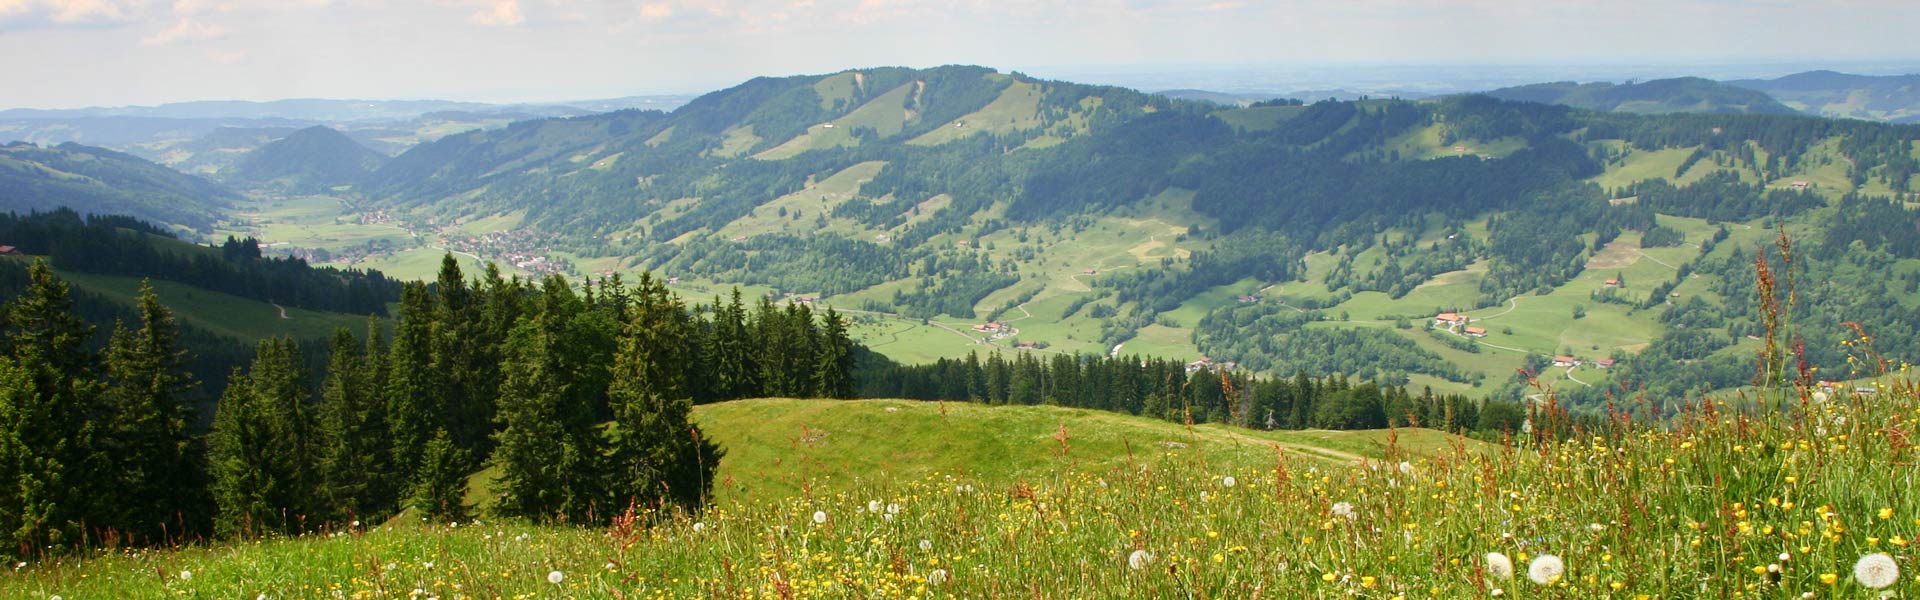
[4,370,1918,599]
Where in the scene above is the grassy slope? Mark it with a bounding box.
[46,266,376,341]
[692,398,1465,505]
[11,381,1917,598]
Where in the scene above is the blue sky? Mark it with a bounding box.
[2,0,1917,108]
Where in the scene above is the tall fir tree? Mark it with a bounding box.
[606,274,721,513]
[208,337,316,537]
[316,326,397,524]
[490,276,614,523]
[812,308,855,399]
[386,282,439,481]
[409,428,470,522]
[0,260,107,551]
[98,280,202,542]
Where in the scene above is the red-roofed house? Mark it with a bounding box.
[1594,358,1616,368]
[1463,326,1488,338]
[0,245,18,256]
[1434,312,1468,325]
[1552,356,1581,367]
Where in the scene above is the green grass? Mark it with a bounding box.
[1589,145,1699,190]
[350,247,494,283]
[693,398,1457,505]
[12,382,1919,598]
[51,268,376,341]
[756,83,916,159]
[910,78,1045,146]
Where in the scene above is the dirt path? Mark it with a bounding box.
[1564,366,1592,387]
[1635,250,1678,270]
[270,302,291,320]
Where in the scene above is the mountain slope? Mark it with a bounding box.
[0,141,236,231]
[1486,77,1797,114]
[219,125,387,193]
[1727,69,1920,122]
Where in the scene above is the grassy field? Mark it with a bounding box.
[9,379,1917,598]
[50,267,376,341]
[910,77,1045,146]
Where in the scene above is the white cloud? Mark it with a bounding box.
[141,15,223,43]
[0,0,148,24]
[468,0,522,25]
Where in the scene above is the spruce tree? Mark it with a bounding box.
[409,428,469,522]
[0,261,106,550]
[386,283,438,480]
[491,276,613,523]
[316,326,396,524]
[606,275,721,512]
[208,338,316,537]
[99,280,200,542]
[811,308,855,399]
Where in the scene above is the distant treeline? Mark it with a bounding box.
[0,209,400,315]
[859,351,1523,435]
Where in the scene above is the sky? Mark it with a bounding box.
[2,0,1919,108]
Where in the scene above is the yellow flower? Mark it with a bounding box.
[1879,507,1895,520]
[1322,573,1337,583]
[1820,573,1838,585]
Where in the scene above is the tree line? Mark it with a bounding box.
[859,351,1521,435]
[0,254,858,557]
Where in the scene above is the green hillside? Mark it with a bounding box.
[0,141,237,231]
[1485,77,1799,115]
[218,125,386,193]
[687,398,1468,504]
[190,65,1920,414]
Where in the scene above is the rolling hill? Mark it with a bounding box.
[218,125,387,193]
[0,141,237,231]
[1727,69,1920,122]
[1484,77,1798,114]
[687,398,1467,504]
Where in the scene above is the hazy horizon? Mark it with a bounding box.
[3,0,1919,109]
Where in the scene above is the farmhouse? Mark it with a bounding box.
[1433,312,1468,325]
[1603,279,1620,287]
[1790,181,1811,190]
[0,245,18,256]
[1016,340,1037,349]
[1594,358,1616,368]
[1083,268,1098,275]
[1552,356,1581,367]
[666,276,681,284]
[1463,326,1488,338]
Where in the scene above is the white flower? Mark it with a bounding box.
[1331,502,1356,520]
[1221,476,1237,488]
[886,503,901,515]
[812,510,828,524]
[1854,553,1899,589]
[867,500,882,513]
[422,561,434,569]
[919,539,933,551]
[1587,523,1606,532]
[1527,554,1564,585]
[547,570,564,584]
[927,568,949,585]
[1397,461,1414,475]
[350,520,360,528]
[692,521,707,533]
[180,569,192,581]
[1491,589,1504,597]
[1484,552,1514,580]
[1128,549,1154,570]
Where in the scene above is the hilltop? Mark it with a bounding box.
[218,125,387,193]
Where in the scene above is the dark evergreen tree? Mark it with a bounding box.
[98,280,201,542]
[386,282,438,481]
[208,337,316,537]
[409,428,470,522]
[606,274,721,513]
[0,260,106,551]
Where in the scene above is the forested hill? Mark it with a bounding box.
[1483,77,1798,115]
[316,65,1920,416]
[0,141,237,231]
[218,125,387,193]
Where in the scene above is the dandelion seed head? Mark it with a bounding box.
[1398,461,1414,475]
[1854,553,1899,589]
[867,500,882,513]
[547,570,565,584]
[887,503,900,514]
[812,510,828,524]
[1484,552,1513,579]
[692,521,707,533]
[1221,476,1237,488]
[1527,554,1565,585]
[1331,501,1357,520]
[180,570,192,581]
[919,539,933,551]
[927,568,949,585]
[1128,549,1154,570]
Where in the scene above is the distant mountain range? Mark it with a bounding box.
[1483,77,1798,115]
[218,126,387,194]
